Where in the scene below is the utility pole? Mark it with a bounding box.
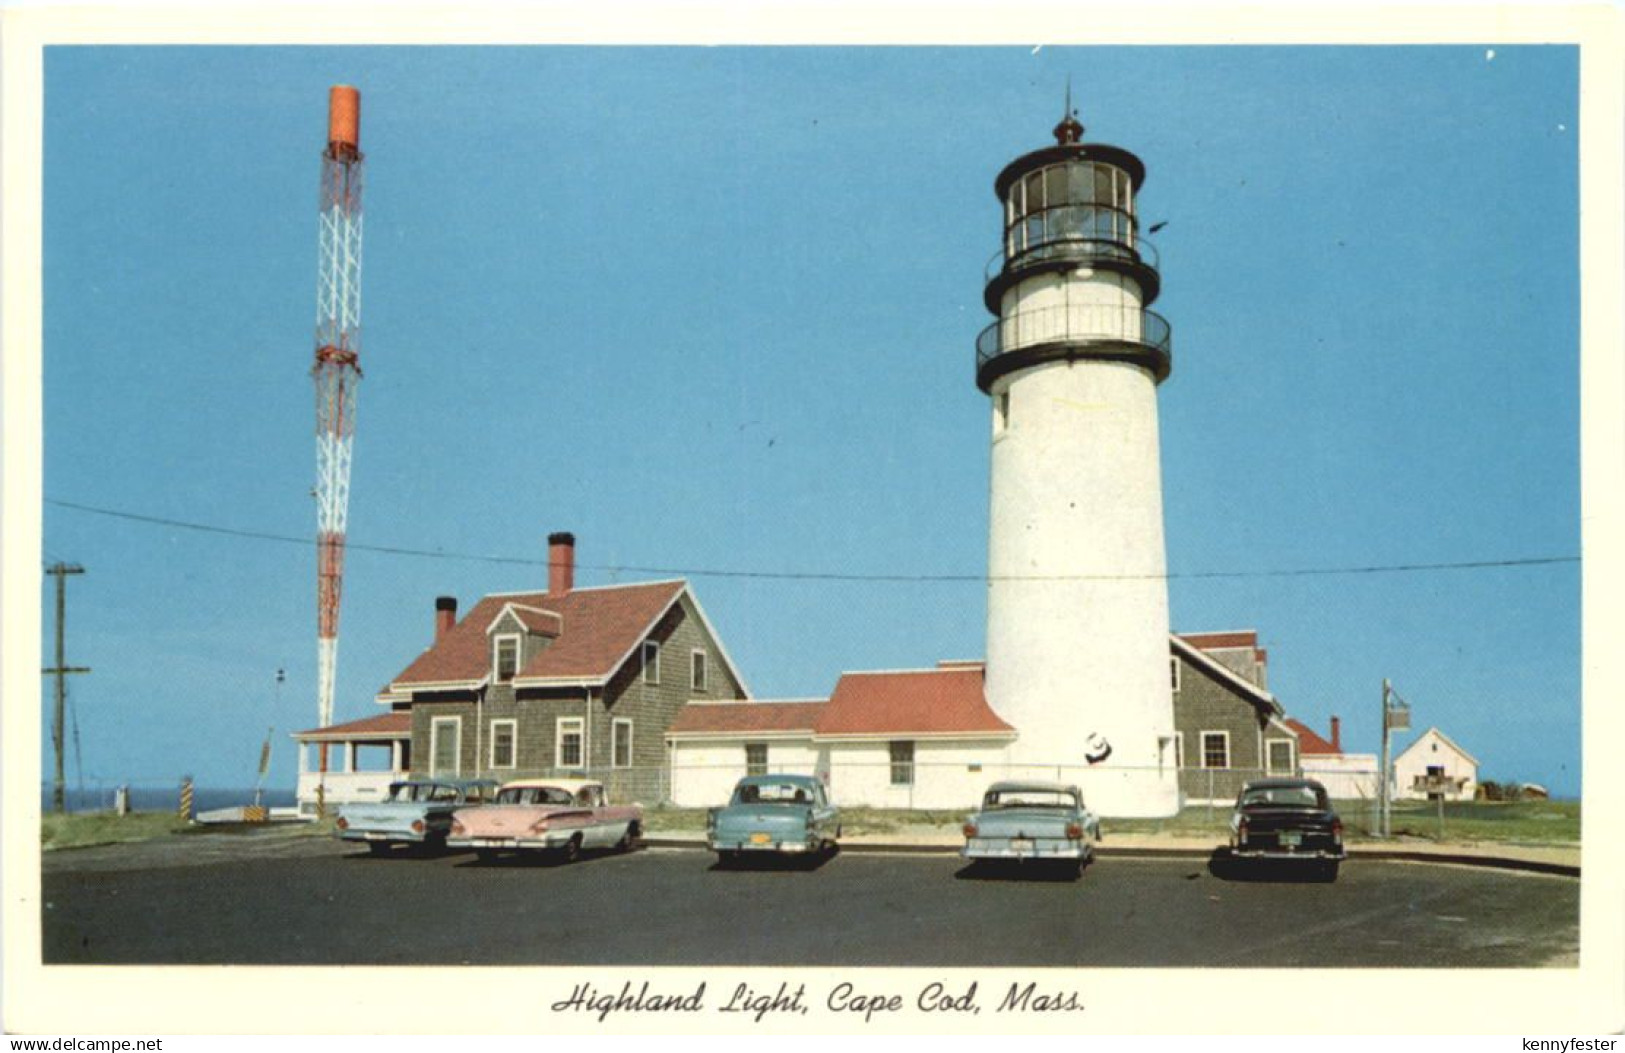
[42,563,89,813]
[1379,678,1411,838]
[1379,679,1391,838]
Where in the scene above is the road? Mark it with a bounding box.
[40,837,1578,967]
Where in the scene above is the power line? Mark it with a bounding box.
[46,496,1579,584]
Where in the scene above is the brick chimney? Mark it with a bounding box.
[1330,716,1342,752]
[548,532,576,595]
[434,596,457,643]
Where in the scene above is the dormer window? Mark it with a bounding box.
[494,634,520,684]
[642,640,660,684]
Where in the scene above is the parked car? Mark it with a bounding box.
[960,780,1100,872]
[335,778,498,855]
[708,774,840,865]
[1227,777,1345,880]
[447,778,642,863]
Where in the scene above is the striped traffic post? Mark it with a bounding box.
[179,777,194,821]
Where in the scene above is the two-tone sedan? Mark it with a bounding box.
[1228,777,1345,880]
[335,778,498,856]
[960,780,1100,874]
[708,774,840,865]
[448,778,642,864]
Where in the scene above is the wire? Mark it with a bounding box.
[46,496,1579,584]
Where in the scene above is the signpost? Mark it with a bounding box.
[1378,680,1412,838]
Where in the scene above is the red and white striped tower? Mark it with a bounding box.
[312,85,365,731]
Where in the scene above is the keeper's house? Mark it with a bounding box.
[293,532,749,812]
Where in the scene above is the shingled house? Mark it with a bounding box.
[1171,630,1301,803]
[294,533,749,811]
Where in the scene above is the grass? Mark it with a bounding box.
[1107,798,1580,845]
[642,799,1580,845]
[43,799,1578,851]
[41,811,193,851]
[41,811,337,851]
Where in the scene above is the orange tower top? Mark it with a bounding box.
[327,85,360,152]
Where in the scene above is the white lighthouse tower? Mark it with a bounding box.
[979,96,1179,817]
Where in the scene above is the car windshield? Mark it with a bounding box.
[496,786,575,806]
[733,782,813,806]
[1239,785,1326,810]
[386,783,432,803]
[983,789,1078,810]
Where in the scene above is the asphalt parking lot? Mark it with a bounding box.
[40,837,1579,967]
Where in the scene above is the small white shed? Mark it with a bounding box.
[1392,726,1479,801]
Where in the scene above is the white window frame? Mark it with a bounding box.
[492,633,521,685]
[612,718,634,769]
[556,717,585,770]
[1170,655,1182,692]
[642,640,660,685]
[430,716,462,777]
[1200,730,1230,771]
[690,648,708,692]
[1174,732,1185,770]
[489,718,517,770]
[1266,739,1295,775]
[745,742,768,776]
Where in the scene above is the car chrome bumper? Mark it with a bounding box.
[962,841,1089,861]
[339,830,427,844]
[447,835,562,850]
[710,839,817,854]
[1231,845,1345,861]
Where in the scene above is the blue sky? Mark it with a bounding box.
[40,45,1579,796]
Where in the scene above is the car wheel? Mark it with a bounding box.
[617,822,641,853]
[560,835,582,864]
[367,841,390,857]
[474,848,497,863]
[1318,860,1340,883]
[716,850,736,869]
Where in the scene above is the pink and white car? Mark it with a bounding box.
[447,778,642,863]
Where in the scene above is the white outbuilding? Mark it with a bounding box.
[1392,726,1479,801]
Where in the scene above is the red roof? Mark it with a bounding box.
[390,580,685,688]
[295,711,412,740]
[817,667,1013,737]
[668,667,1013,740]
[1179,630,1258,650]
[669,700,826,736]
[1283,718,1339,755]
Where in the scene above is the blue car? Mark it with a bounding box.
[336,778,498,855]
[707,774,840,865]
[961,780,1101,873]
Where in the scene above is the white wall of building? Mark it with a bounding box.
[1393,729,1478,801]
[671,737,1017,810]
[984,265,1177,817]
[1301,754,1380,801]
[668,737,820,807]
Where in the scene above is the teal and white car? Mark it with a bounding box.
[960,780,1100,872]
[707,774,840,864]
[335,778,498,855]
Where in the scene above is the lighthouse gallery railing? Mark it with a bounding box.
[976,303,1172,377]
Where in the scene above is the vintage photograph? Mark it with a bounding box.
[7,18,1618,1035]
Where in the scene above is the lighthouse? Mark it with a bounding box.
[978,95,1179,817]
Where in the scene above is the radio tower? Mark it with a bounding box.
[312,85,365,731]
